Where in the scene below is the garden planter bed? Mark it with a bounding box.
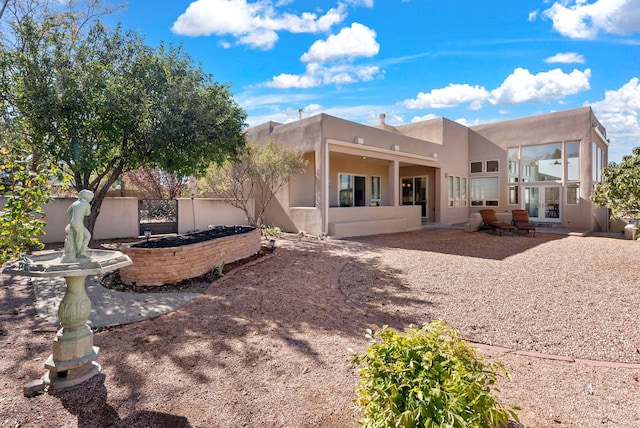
[119,226,261,286]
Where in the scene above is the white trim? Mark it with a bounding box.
[593,126,609,146]
[326,138,438,163]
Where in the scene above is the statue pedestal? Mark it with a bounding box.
[2,250,132,391]
[43,275,101,390]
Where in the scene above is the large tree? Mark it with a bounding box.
[591,146,640,219]
[198,142,308,227]
[1,4,246,237]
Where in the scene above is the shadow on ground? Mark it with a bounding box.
[346,228,567,260]
[52,374,191,428]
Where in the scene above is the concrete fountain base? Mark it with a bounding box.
[3,249,132,392]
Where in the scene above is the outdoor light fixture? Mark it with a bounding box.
[144,229,152,243]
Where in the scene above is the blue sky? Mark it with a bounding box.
[108,0,640,163]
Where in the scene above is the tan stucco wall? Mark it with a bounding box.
[0,196,141,244]
[177,198,251,233]
[0,196,249,244]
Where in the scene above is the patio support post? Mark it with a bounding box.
[389,160,399,206]
[322,141,330,235]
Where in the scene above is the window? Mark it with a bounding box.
[470,162,483,173]
[371,176,381,206]
[566,141,580,181]
[470,177,499,206]
[567,183,580,204]
[339,174,353,207]
[339,174,367,207]
[593,143,605,184]
[508,148,519,183]
[521,143,562,182]
[448,176,467,207]
[486,160,499,172]
[508,185,518,205]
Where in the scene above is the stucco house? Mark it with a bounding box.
[245,106,609,238]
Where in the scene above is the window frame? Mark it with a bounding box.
[370,176,381,206]
[470,176,499,207]
[448,175,468,207]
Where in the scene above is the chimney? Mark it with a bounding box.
[379,113,386,125]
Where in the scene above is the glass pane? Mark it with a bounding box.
[354,176,366,206]
[524,187,539,218]
[508,185,518,204]
[339,174,353,207]
[402,178,413,205]
[508,148,519,183]
[470,162,482,173]
[371,176,380,205]
[460,178,467,206]
[567,183,579,204]
[521,143,562,182]
[486,160,499,172]
[448,176,454,206]
[566,141,580,181]
[415,177,427,216]
[545,187,560,219]
[470,177,499,200]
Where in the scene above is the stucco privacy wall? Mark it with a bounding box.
[0,196,250,244]
[119,227,261,286]
[177,198,252,234]
[17,197,140,243]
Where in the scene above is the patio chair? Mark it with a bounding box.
[478,209,514,236]
[512,209,536,237]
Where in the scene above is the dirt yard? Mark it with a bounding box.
[1,229,640,427]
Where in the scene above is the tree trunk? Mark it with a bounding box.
[81,164,124,243]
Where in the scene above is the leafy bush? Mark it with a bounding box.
[351,320,519,428]
[261,224,282,237]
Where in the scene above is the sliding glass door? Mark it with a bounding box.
[401,176,428,219]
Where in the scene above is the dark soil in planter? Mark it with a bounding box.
[131,225,256,249]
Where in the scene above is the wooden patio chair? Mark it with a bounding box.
[478,209,514,236]
[512,209,536,237]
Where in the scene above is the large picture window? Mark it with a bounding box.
[470,177,499,206]
[521,143,562,182]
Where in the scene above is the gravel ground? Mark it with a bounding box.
[1,228,640,427]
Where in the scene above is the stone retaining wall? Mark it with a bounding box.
[119,228,261,286]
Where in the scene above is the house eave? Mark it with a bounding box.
[326,138,438,163]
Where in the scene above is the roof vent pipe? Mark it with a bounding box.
[379,113,386,125]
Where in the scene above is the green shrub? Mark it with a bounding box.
[351,320,519,428]
[261,224,282,237]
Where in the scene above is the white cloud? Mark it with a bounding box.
[171,0,347,49]
[410,113,438,123]
[266,73,321,89]
[264,63,381,88]
[528,10,539,22]
[543,0,640,39]
[342,0,374,6]
[590,77,640,160]
[401,84,490,110]
[489,68,591,105]
[544,52,586,64]
[301,23,379,63]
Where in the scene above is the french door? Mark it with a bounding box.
[523,186,561,222]
[401,176,428,219]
